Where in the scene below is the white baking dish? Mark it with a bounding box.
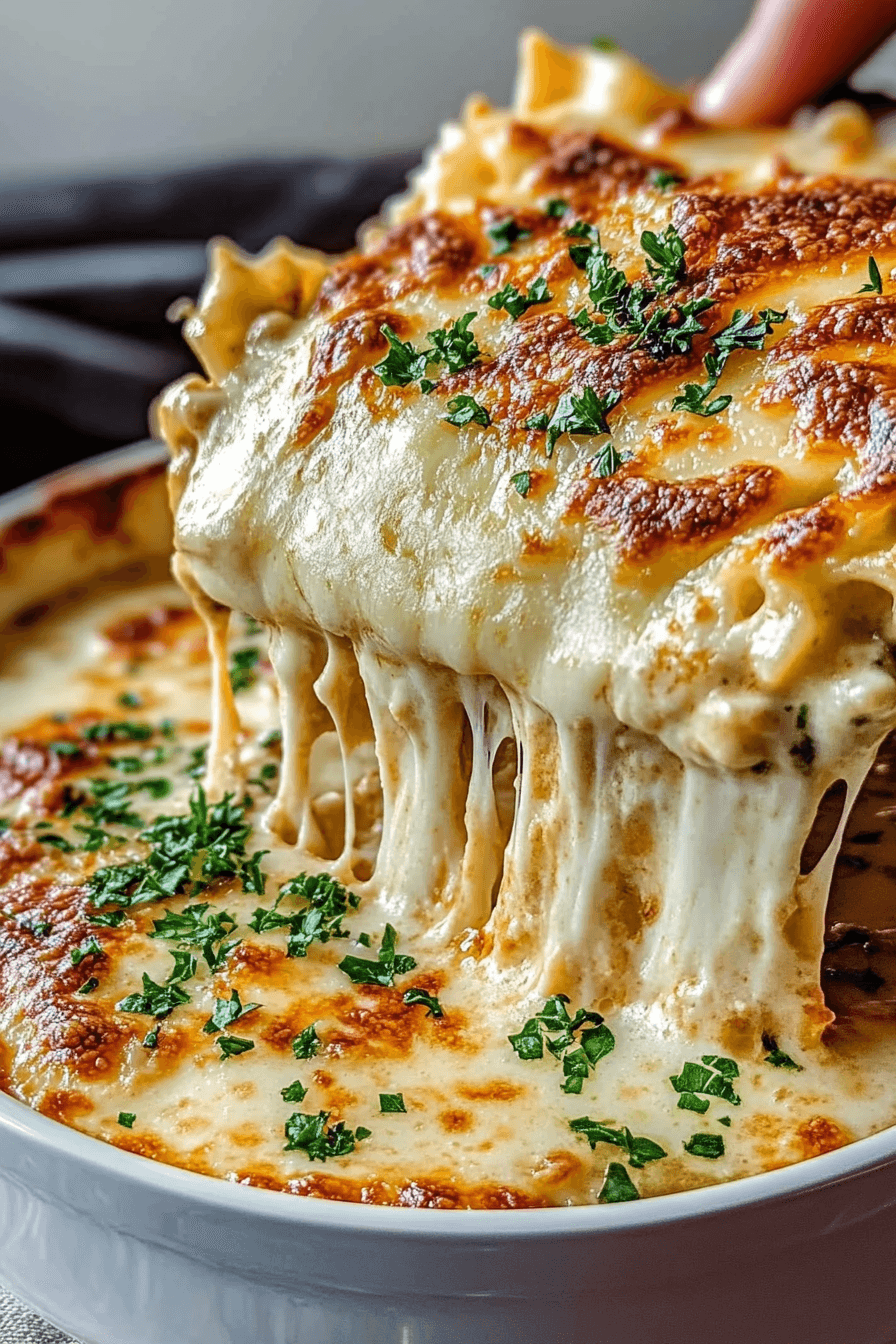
[1,444,896,1344]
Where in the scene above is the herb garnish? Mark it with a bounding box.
[337,924,417,987]
[142,1026,159,1049]
[250,871,359,957]
[374,325,430,386]
[117,1112,136,1128]
[202,989,261,1035]
[281,1079,308,1102]
[591,442,629,477]
[684,1133,725,1159]
[488,277,552,320]
[444,395,490,428]
[592,35,617,51]
[599,1162,639,1202]
[509,994,615,1093]
[83,721,152,744]
[118,692,142,709]
[379,1093,407,1113]
[284,1110,371,1161]
[672,307,786,417]
[510,471,531,497]
[402,986,444,1018]
[545,198,569,217]
[217,1035,255,1060]
[761,1032,803,1071]
[669,1057,741,1111]
[487,218,532,255]
[536,388,622,458]
[569,1118,667,1168]
[640,226,686,293]
[150,904,240,972]
[49,741,83,758]
[292,1024,321,1059]
[859,256,883,294]
[427,313,481,373]
[230,648,260,693]
[650,169,682,191]
[116,973,191,1019]
[77,977,100,994]
[71,937,103,966]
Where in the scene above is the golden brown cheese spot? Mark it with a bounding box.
[327,978,466,1060]
[532,129,682,199]
[42,1088,95,1123]
[102,603,197,653]
[570,463,783,562]
[293,308,405,451]
[676,179,896,295]
[457,1079,524,1102]
[439,1107,474,1133]
[771,294,896,358]
[759,356,896,458]
[797,1115,851,1158]
[232,1170,542,1209]
[0,466,165,564]
[762,499,848,569]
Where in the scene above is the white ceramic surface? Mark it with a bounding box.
[1,445,896,1344]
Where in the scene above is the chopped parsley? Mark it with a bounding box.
[116,973,190,1019]
[536,387,622,458]
[509,994,615,1093]
[599,1162,639,1202]
[373,324,429,386]
[510,471,532,497]
[591,442,629,478]
[426,312,481,373]
[672,306,786,417]
[859,256,883,294]
[487,277,552,320]
[202,989,261,1035]
[292,1024,321,1059]
[48,741,83,758]
[260,729,282,749]
[402,986,444,1018]
[444,395,490,428]
[142,1026,159,1049]
[718,1115,732,1127]
[684,1133,725,1159]
[640,226,686,293]
[37,833,74,852]
[379,1093,407,1113]
[284,1110,371,1161]
[82,721,152,743]
[77,977,100,994]
[569,1118,667,1168]
[545,198,569,217]
[591,35,617,51]
[650,169,682,191]
[229,648,260,693]
[487,217,532,255]
[281,1079,308,1103]
[150,903,240,972]
[71,937,103,966]
[117,692,142,709]
[762,1032,803,1071]
[217,1035,255,1060]
[117,1112,136,1129]
[337,923,417,987]
[250,871,359,958]
[669,1057,741,1109]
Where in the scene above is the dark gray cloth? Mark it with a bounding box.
[0,153,418,489]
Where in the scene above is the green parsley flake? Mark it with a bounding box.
[202,989,261,1035]
[672,307,786,418]
[142,1026,160,1049]
[684,1133,725,1159]
[116,973,190,1019]
[292,1024,321,1060]
[640,225,686,293]
[250,871,359,957]
[88,908,127,928]
[510,471,532,498]
[379,1093,407,1114]
[719,1116,732,1127]
[569,1117,667,1168]
[229,647,260,693]
[444,395,490,429]
[537,387,622,458]
[338,923,416,987]
[650,169,682,191]
[859,256,883,294]
[545,198,569,217]
[83,721,152,743]
[117,1112,136,1129]
[591,35,617,51]
[509,994,614,1092]
[591,442,629,478]
[217,1035,255,1060]
[77,977,100,995]
[487,218,532,255]
[487,276,552,320]
[373,324,429,386]
[669,1058,741,1107]
[37,833,74,852]
[599,1162,639,1202]
[70,937,103,967]
[762,1033,803,1071]
[150,903,240,973]
[49,741,82,758]
[117,692,142,709]
[426,313,481,373]
[402,986,444,1018]
[281,1079,308,1103]
[283,1110,371,1161]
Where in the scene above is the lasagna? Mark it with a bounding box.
[3,31,896,1205]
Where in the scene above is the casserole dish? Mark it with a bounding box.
[1,443,896,1344]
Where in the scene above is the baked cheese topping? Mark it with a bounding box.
[5,32,896,1205]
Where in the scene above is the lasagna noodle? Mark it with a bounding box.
[158,30,896,1055]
